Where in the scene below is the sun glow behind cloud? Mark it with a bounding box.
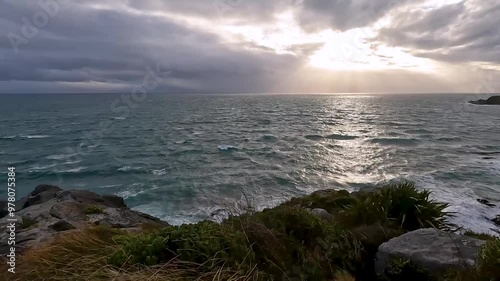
[219,11,437,73]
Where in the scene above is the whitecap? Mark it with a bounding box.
[62,160,82,165]
[118,166,132,172]
[58,167,87,173]
[1,135,17,139]
[111,117,126,120]
[152,168,167,175]
[116,190,136,199]
[414,173,500,236]
[21,135,51,139]
[29,163,58,171]
[218,145,237,151]
[46,153,78,160]
[100,184,123,188]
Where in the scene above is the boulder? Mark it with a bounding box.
[309,208,334,221]
[375,228,486,276]
[469,96,500,105]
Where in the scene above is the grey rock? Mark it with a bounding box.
[89,207,166,228]
[375,228,486,276]
[309,208,334,221]
[101,195,126,208]
[0,186,169,257]
[17,184,62,210]
[32,184,62,196]
[56,190,125,208]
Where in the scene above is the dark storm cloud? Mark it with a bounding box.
[296,0,412,32]
[376,1,500,63]
[0,0,304,93]
[0,0,499,93]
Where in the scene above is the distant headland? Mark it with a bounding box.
[470,96,500,105]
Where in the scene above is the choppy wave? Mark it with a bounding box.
[325,134,358,140]
[259,135,278,142]
[218,145,238,151]
[152,168,167,176]
[46,153,79,160]
[21,135,51,139]
[304,135,324,141]
[4,94,499,233]
[57,167,87,173]
[370,137,420,146]
[29,163,58,171]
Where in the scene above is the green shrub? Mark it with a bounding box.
[478,239,500,280]
[283,189,354,213]
[162,221,250,267]
[109,232,170,266]
[85,204,105,215]
[110,221,250,270]
[345,182,449,231]
[226,206,363,280]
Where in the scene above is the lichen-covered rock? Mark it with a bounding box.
[375,228,486,275]
[0,185,169,256]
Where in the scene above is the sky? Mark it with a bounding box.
[0,0,499,94]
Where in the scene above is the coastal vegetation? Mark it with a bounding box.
[3,182,499,281]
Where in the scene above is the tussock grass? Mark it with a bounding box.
[344,182,450,230]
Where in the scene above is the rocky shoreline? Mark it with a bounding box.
[0,185,168,256]
[1,184,499,280]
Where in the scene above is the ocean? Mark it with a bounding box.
[1,93,499,233]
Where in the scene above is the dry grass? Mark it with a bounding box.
[4,226,259,281]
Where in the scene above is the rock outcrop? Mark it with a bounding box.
[469,96,500,105]
[375,228,486,276]
[0,185,169,256]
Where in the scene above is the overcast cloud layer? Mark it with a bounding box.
[0,0,499,93]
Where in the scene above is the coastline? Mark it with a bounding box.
[2,183,499,280]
